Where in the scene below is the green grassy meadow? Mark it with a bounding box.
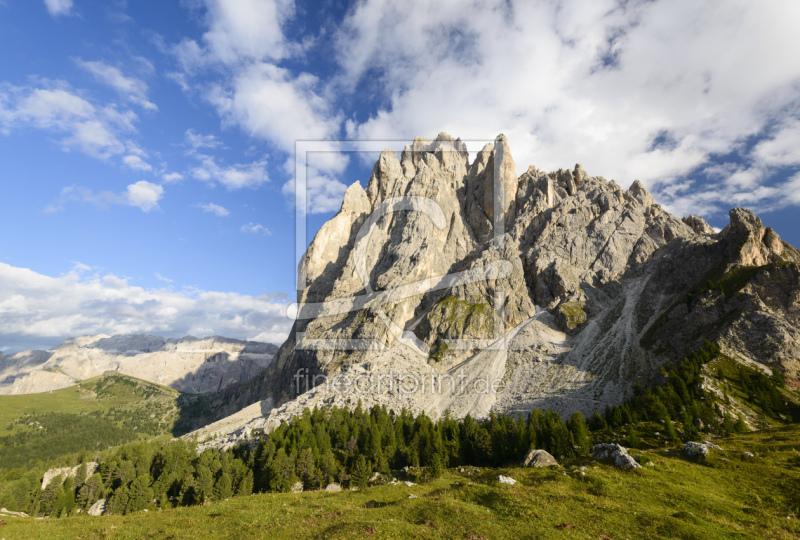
[3,424,799,539]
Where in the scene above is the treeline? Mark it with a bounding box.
[594,341,792,442]
[0,341,793,517]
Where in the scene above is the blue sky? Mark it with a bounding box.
[1,0,799,352]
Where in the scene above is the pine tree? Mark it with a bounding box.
[296,448,316,489]
[236,471,254,496]
[350,456,371,489]
[213,472,233,500]
[126,474,153,513]
[195,464,215,502]
[269,448,295,492]
[567,412,590,456]
[77,473,105,508]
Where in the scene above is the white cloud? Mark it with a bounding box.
[175,0,295,68]
[335,0,800,218]
[185,128,221,150]
[190,153,269,189]
[751,119,800,168]
[199,202,230,217]
[0,262,291,350]
[122,154,153,172]
[172,1,346,211]
[240,222,271,235]
[211,63,341,155]
[125,181,164,212]
[162,172,184,182]
[0,82,136,159]
[46,181,164,213]
[281,172,348,215]
[154,272,174,283]
[76,59,157,111]
[44,0,72,17]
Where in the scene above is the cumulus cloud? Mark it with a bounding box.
[240,222,271,234]
[281,172,348,215]
[185,128,222,150]
[162,172,184,183]
[0,262,291,352]
[335,0,800,219]
[172,1,347,212]
[76,59,157,111]
[44,0,72,17]
[0,82,137,160]
[45,181,164,213]
[210,64,341,155]
[175,0,295,68]
[124,181,164,212]
[199,202,230,217]
[190,153,269,189]
[122,154,153,172]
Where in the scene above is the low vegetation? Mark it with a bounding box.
[2,424,800,539]
[0,373,187,472]
[0,342,797,538]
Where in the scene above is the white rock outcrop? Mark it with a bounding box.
[592,444,641,469]
[685,441,722,458]
[41,462,98,489]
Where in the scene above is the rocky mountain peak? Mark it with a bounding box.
[193,132,800,447]
[723,207,786,267]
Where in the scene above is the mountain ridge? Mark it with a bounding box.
[0,333,278,395]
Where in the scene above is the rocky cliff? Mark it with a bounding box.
[0,334,278,395]
[188,133,800,449]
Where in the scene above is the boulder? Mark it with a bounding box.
[685,441,721,458]
[498,475,517,485]
[290,481,304,493]
[522,449,559,468]
[87,499,106,517]
[324,483,342,492]
[592,443,641,469]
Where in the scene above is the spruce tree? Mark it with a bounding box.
[350,456,371,489]
[126,474,153,513]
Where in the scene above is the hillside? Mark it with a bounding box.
[3,424,800,539]
[184,133,800,448]
[0,334,278,395]
[0,372,217,471]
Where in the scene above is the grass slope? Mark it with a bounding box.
[0,372,179,430]
[0,373,183,470]
[4,425,800,539]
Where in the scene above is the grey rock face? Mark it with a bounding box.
[522,449,559,468]
[187,133,800,447]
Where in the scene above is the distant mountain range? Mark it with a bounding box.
[0,334,278,395]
